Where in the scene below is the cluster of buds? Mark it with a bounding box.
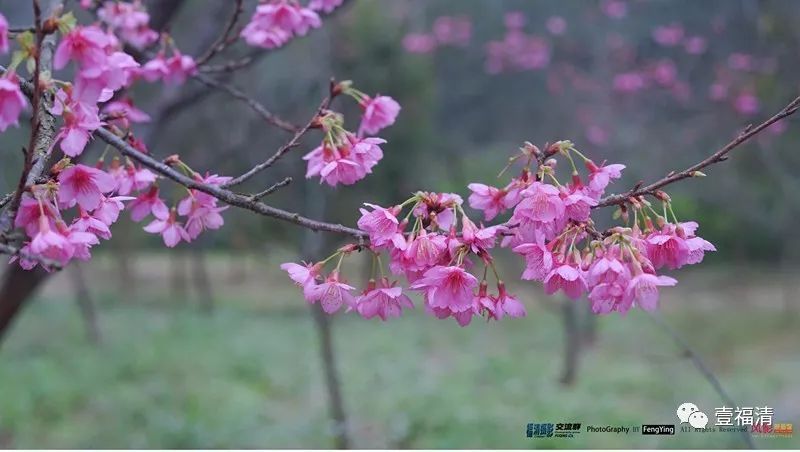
[284,140,715,324]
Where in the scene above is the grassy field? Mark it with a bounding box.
[0,254,798,448]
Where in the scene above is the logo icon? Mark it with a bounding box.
[677,402,709,428]
[527,423,554,438]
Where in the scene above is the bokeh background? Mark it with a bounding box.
[0,0,799,448]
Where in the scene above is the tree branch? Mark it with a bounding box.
[250,176,292,200]
[0,4,58,236]
[194,0,245,66]
[93,127,367,239]
[221,91,332,188]
[192,73,299,133]
[647,313,756,449]
[597,95,800,208]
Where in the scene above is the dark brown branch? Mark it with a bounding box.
[597,95,800,208]
[194,0,245,66]
[94,127,367,239]
[221,93,332,188]
[192,73,299,133]
[250,176,292,200]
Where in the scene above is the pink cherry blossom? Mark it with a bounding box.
[28,217,72,264]
[51,89,103,157]
[93,195,134,225]
[355,279,414,321]
[72,209,112,240]
[0,75,26,132]
[54,26,110,72]
[467,183,508,221]
[306,271,356,314]
[359,95,401,136]
[177,193,228,240]
[563,188,598,221]
[513,237,553,281]
[303,136,386,187]
[129,186,169,222]
[515,182,565,223]
[410,265,478,313]
[543,264,588,300]
[240,1,321,49]
[357,203,402,247]
[404,230,447,270]
[480,282,526,321]
[57,164,117,211]
[646,227,689,269]
[586,161,625,195]
[103,97,151,129]
[308,0,343,14]
[143,211,189,247]
[14,194,58,237]
[625,273,677,312]
[97,0,158,49]
[281,261,320,299]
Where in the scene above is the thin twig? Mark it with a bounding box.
[250,177,292,200]
[194,0,245,66]
[597,96,800,208]
[221,93,332,188]
[94,127,367,239]
[193,73,299,133]
[647,312,756,449]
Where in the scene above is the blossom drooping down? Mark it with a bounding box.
[359,95,401,136]
[285,139,714,324]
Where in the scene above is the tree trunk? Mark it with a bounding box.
[303,182,350,449]
[0,265,49,345]
[70,263,101,344]
[559,300,581,386]
[192,248,215,313]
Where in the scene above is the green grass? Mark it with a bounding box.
[0,262,798,448]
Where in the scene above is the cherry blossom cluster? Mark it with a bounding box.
[96,0,159,50]
[284,141,715,325]
[303,87,400,186]
[0,3,226,266]
[240,0,328,49]
[485,12,550,74]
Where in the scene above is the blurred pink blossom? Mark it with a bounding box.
[402,33,436,54]
[546,16,567,35]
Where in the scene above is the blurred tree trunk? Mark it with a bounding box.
[303,184,350,449]
[559,300,581,386]
[582,301,598,347]
[113,221,137,303]
[170,250,188,303]
[0,266,49,344]
[191,247,215,313]
[70,263,101,344]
